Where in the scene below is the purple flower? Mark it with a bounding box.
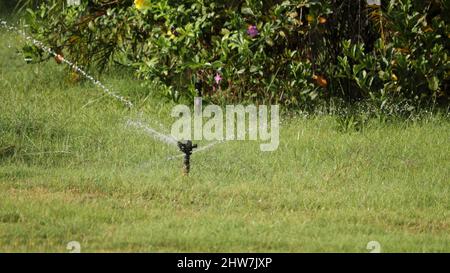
[214,73,222,85]
[247,25,259,38]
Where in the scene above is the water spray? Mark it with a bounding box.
[177,140,198,176]
[0,20,133,108]
[1,19,223,176]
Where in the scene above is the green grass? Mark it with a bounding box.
[1,30,449,253]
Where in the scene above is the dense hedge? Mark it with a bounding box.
[22,0,449,107]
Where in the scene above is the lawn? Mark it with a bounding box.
[1,30,449,252]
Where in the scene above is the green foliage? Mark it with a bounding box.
[22,0,449,108]
[334,0,449,106]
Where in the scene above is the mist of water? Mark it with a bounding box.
[0,20,133,108]
[1,19,222,158]
[126,119,179,147]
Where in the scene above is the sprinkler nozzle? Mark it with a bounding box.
[177,140,197,175]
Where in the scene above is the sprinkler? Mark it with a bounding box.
[177,140,197,175]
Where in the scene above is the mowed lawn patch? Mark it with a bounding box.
[0,31,449,252]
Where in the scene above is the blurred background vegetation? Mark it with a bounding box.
[4,0,450,113]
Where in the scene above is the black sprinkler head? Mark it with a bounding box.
[177,140,198,175]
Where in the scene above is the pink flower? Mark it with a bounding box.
[214,73,222,85]
[247,25,259,38]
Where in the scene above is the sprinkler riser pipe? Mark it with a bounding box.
[177,140,197,176]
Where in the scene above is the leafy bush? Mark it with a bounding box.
[23,0,449,108]
[335,0,449,106]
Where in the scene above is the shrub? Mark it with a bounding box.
[23,0,449,108]
[334,0,449,106]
